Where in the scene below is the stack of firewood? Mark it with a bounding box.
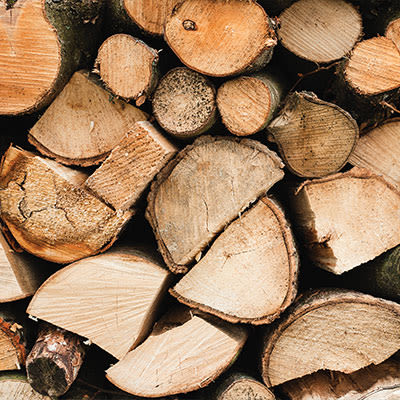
[0,0,400,399]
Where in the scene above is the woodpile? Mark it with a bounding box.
[0,0,400,399]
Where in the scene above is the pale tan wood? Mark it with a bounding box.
[146,136,284,273]
[0,372,50,399]
[0,146,132,264]
[217,72,284,137]
[164,0,277,77]
[86,121,177,210]
[261,289,400,387]
[268,91,359,178]
[96,34,159,104]
[345,37,400,95]
[289,167,400,274]
[28,70,148,166]
[152,67,217,139]
[386,18,400,52]
[106,308,248,397]
[279,358,400,400]
[27,247,172,360]
[349,119,400,190]
[278,0,362,63]
[171,197,298,324]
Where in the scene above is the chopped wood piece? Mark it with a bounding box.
[217,72,285,137]
[106,307,248,397]
[86,121,177,210]
[26,325,85,397]
[386,17,400,51]
[345,37,400,95]
[349,119,400,190]
[152,67,217,139]
[146,136,284,273]
[0,146,132,264]
[278,0,362,63]
[261,289,400,387]
[96,34,159,104]
[268,91,358,178]
[164,0,277,77]
[28,70,148,167]
[289,167,400,274]
[0,0,104,115]
[0,372,49,399]
[27,247,172,360]
[171,197,298,324]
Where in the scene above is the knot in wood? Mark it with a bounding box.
[183,20,197,31]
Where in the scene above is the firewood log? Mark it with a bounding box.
[0,372,49,399]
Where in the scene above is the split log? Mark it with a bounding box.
[0,0,104,115]
[170,197,298,324]
[95,34,159,105]
[146,136,284,273]
[106,306,248,397]
[279,357,400,399]
[28,70,148,167]
[268,91,358,178]
[152,67,217,139]
[217,72,285,137]
[0,372,49,399]
[260,289,400,387]
[164,0,277,77]
[289,167,400,274]
[0,146,133,264]
[278,0,362,63]
[27,247,172,360]
[85,121,177,210]
[26,324,85,397]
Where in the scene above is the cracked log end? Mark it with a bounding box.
[0,146,133,264]
[146,135,284,274]
[261,289,400,387]
[170,197,298,324]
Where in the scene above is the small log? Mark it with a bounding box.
[0,0,104,115]
[146,135,284,273]
[152,67,217,139]
[289,167,400,274]
[217,72,285,137]
[26,324,85,398]
[85,121,177,210]
[0,372,49,399]
[0,146,133,264]
[106,306,248,397]
[268,91,358,178]
[171,197,298,324]
[386,17,400,51]
[164,0,277,77]
[260,289,400,387]
[28,70,148,167]
[279,356,400,399]
[95,34,159,105]
[27,247,172,360]
[278,0,362,63]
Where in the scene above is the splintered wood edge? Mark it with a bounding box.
[169,197,298,324]
[145,135,284,274]
[0,318,26,368]
[261,289,400,387]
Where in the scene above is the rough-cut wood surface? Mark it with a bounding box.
[279,357,400,400]
[171,197,298,324]
[152,67,216,139]
[86,121,177,210]
[289,167,400,274]
[261,289,400,387]
[28,70,148,167]
[146,136,284,273]
[349,119,400,190]
[217,72,284,137]
[0,372,50,399]
[27,247,172,360]
[278,0,362,63]
[268,91,358,178]
[26,325,85,397]
[0,146,132,264]
[106,308,248,397]
[95,34,159,104]
[386,17,400,51]
[164,0,277,77]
